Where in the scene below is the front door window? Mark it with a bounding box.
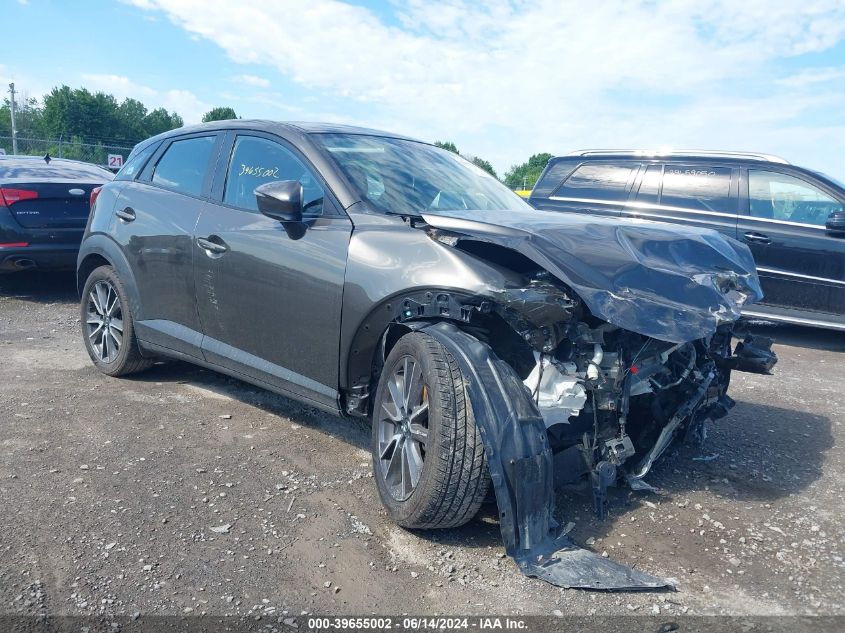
[224,136,324,216]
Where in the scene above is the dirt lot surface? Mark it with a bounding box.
[1,271,844,624]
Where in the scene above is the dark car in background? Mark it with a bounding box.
[0,155,113,273]
[529,150,845,331]
[75,120,777,590]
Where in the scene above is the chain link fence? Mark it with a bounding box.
[0,135,135,170]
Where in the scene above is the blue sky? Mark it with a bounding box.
[2,0,845,179]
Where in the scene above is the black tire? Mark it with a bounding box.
[372,331,489,529]
[80,265,153,377]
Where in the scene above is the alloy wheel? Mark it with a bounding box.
[377,356,430,501]
[85,280,124,363]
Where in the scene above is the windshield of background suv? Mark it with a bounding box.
[314,133,532,215]
[813,170,845,191]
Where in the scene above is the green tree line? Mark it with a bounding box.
[503,152,553,190]
[0,86,186,163]
[0,85,241,165]
[2,85,549,185]
[434,140,552,190]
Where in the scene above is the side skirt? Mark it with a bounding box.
[138,339,342,416]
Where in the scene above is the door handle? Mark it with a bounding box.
[196,236,228,254]
[743,231,771,245]
[115,207,136,222]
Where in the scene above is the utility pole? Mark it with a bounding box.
[8,82,18,155]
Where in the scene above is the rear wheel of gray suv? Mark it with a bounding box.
[372,331,489,529]
[81,265,153,377]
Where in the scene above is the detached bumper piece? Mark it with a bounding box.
[721,334,778,374]
[516,535,672,590]
[415,321,674,592]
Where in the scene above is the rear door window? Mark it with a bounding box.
[151,136,216,197]
[661,165,732,212]
[748,170,842,226]
[223,135,324,216]
[554,163,636,202]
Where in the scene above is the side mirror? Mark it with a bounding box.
[255,180,303,223]
[826,210,845,235]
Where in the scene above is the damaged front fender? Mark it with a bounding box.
[409,320,674,591]
[422,209,763,344]
[345,206,776,592]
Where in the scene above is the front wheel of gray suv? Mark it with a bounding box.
[371,331,490,529]
[80,265,153,377]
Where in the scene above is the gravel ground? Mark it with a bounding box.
[1,271,843,623]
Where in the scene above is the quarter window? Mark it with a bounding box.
[554,163,635,202]
[224,136,324,215]
[660,165,732,212]
[151,136,215,196]
[115,143,157,181]
[748,170,842,226]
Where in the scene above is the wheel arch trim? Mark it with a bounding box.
[76,235,142,317]
[342,287,485,408]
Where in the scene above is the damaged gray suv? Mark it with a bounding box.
[77,121,777,590]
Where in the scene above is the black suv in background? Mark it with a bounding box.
[529,151,845,331]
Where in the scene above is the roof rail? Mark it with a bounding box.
[565,149,790,165]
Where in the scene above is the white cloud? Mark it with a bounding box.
[79,73,211,124]
[125,0,845,176]
[81,73,157,100]
[777,67,845,88]
[161,89,212,124]
[234,74,271,88]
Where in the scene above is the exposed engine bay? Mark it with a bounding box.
[359,212,779,591]
[518,297,776,519]
[343,207,779,591]
[393,265,777,521]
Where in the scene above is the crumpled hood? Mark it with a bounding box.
[421,207,763,343]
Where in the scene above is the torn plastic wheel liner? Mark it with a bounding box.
[409,320,674,591]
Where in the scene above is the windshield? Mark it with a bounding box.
[314,133,531,215]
